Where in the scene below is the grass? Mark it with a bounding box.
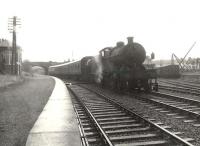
[0,75,23,88]
[0,75,55,146]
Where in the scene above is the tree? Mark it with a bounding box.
[22,60,32,73]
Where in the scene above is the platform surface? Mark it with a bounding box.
[26,77,81,146]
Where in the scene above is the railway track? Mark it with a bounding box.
[158,85,200,96]
[159,80,200,88]
[67,84,194,146]
[158,80,200,96]
[178,79,200,84]
[132,91,200,127]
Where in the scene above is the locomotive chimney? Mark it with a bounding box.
[116,41,124,47]
[127,37,134,44]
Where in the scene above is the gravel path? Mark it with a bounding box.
[0,75,55,146]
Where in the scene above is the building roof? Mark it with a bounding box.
[0,39,11,47]
[0,38,22,51]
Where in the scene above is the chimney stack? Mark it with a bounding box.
[127,37,134,44]
[116,41,124,47]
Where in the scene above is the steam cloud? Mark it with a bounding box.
[94,55,103,83]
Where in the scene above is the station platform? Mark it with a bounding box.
[26,77,81,146]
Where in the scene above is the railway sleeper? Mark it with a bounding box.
[152,100,188,107]
[94,113,126,118]
[79,116,91,120]
[178,137,195,143]
[183,119,196,123]
[106,126,151,135]
[79,119,91,124]
[100,121,141,127]
[102,123,144,130]
[114,140,169,146]
[97,116,133,122]
[81,122,98,128]
[84,132,99,138]
[176,105,196,108]
[109,130,159,138]
[88,109,119,113]
[187,107,200,111]
[168,103,190,106]
[110,133,163,143]
[99,119,137,126]
[78,113,89,116]
[84,101,109,104]
[86,137,106,145]
[82,98,104,102]
[86,105,114,109]
[83,127,99,132]
[182,106,199,109]
[91,111,122,115]
[88,107,116,110]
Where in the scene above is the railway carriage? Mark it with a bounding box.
[49,61,81,78]
[49,56,95,80]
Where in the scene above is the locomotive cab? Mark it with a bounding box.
[99,47,112,59]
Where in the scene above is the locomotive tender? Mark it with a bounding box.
[49,37,158,91]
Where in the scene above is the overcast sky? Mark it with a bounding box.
[0,0,200,62]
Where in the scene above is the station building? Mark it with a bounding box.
[0,39,22,74]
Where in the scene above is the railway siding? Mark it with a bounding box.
[158,79,200,96]
[158,79,200,101]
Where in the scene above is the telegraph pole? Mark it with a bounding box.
[8,16,21,75]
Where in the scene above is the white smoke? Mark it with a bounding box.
[94,55,103,83]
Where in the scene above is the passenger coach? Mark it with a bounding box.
[48,56,96,80]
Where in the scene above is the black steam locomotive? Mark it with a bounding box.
[49,37,158,92]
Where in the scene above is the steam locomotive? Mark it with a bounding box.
[49,37,158,92]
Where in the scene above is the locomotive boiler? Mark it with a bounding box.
[109,37,146,65]
[49,37,158,92]
[98,37,158,91]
